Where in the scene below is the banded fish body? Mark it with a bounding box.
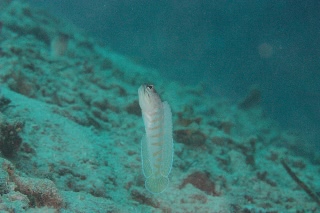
[138,84,173,193]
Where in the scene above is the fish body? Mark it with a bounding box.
[138,84,173,193]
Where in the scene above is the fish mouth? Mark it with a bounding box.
[138,85,149,101]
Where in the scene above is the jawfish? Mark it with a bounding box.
[138,84,173,193]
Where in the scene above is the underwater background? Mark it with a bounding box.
[0,0,319,212]
[29,0,320,150]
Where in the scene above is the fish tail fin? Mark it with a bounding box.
[145,176,169,194]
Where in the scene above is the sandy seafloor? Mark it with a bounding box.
[0,1,319,213]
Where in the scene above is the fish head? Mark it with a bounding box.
[138,84,162,112]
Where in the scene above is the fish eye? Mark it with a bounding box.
[146,85,154,90]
